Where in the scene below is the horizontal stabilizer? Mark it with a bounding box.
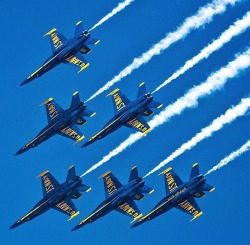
[78,183,91,193]
[190,163,200,180]
[133,193,145,201]
[83,108,96,117]
[140,185,154,194]
[76,117,87,126]
[80,46,91,54]
[142,107,154,117]
[137,82,147,98]
[149,100,163,109]
[202,183,215,192]
[129,166,139,182]
[85,36,100,45]
[71,191,82,200]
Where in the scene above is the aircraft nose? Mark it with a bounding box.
[9,222,21,230]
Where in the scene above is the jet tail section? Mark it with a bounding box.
[129,166,139,182]
[70,91,81,109]
[202,183,215,192]
[137,82,147,98]
[66,165,76,182]
[74,21,84,38]
[190,163,200,180]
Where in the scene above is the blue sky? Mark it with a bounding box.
[1,0,250,244]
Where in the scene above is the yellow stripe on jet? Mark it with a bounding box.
[209,187,215,192]
[40,97,53,106]
[159,167,172,175]
[98,171,111,179]
[36,170,49,178]
[44,28,57,37]
[130,213,143,224]
[190,211,203,222]
[68,211,80,221]
[78,63,90,73]
[107,88,119,97]
[139,82,145,87]
[76,21,82,26]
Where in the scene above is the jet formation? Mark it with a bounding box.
[132,163,215,228]
[15,92,95,156]
[10,166,91,229]
[21,21,100,86]
[82,82,163,147]
[72,166,154,231]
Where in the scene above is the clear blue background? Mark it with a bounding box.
[1,0,250,244]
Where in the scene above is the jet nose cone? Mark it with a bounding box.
[71,225,80,231]
[9,222,20,230]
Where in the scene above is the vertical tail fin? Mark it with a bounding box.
[66,165,76,182]
[129,166,139,182]
[71,91,81,109]
[75,21,84,38]
[190,163,200,180]
[137,82,147,98]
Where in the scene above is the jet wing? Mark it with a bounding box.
[53,198,80,221]
[107,88,131,115]
[58,125,84,144]
[176,197,203,221]
[64,51,89,73]
[99,171,122,198]
[160,167,184,195]
[38,170,60,196]
[115,200,143,223]
[44,28,67,53]
[125,115,151,134]
[41,97,64,124]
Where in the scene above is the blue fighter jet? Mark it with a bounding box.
[15,92,95,156]
[81,82,163,147]
[72,166,154,231]
[21,21,100,86]
[10,165,91,229]
[132,163,215,227]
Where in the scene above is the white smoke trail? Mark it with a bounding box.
[153,11,250,93]
[205,140,250,175]
[144,97,250,178]
[89,0,135,31]
[86,0,240,102]
[81,47,250,177]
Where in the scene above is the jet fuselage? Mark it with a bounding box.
[10,177,82,229]
[89,93,153,142]
[74,178,145,228]
[22,31,91,84]
[15,103,86,155]
[136,175,206,224]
